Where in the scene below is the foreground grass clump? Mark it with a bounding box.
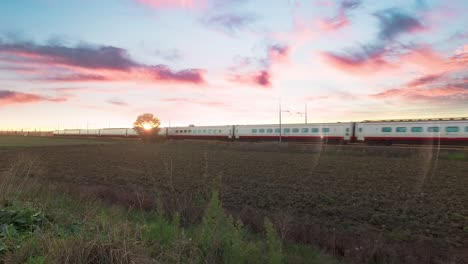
[0,186,339,264]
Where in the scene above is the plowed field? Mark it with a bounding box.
[1,140,466,263]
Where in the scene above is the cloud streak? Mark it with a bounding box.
[107,99,128,106]
[316,0,361,32]
[0,90,67,107]
[227,44,290,87]
[201,12,257,34]
[372,72,468,103]
[162,97,226,107]
[134,0,201,9]
[321,8,427,75]
[0,40,206,85]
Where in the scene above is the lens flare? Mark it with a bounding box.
[143,123,152,130]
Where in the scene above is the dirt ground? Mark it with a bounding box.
[0,141,467,263]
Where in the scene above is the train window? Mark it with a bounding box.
[311,128,319,133]
[411,127,423,132]
[259,129,265,133]
[301,128,309,133]
[252,129,257,133]
[346,128,350,132]
[358,127,362,133]
[427,127,439,132]
[381,127,392,133]
[208,129,212,133]
[267,129,273,133]
[175,130,178,133]
[322,128,330,133]
[396,127,406,132]
[275,128,280,133]
[284,128,291,133]
[292,128,299,133]
[203,130,206,133]
[445,126,459,132]
[466,127,468,132]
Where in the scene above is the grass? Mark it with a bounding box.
[0,156,342,264]
[0,136,133,149]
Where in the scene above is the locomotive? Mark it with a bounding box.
[54,117,468,145]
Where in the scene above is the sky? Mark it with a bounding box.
[0,0,467,130]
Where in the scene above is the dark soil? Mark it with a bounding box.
[0,141,467,263]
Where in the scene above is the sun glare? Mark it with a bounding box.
[143,123,152,130]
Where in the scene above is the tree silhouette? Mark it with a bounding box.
[133,113,160,140]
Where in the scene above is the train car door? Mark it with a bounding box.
[228,126,233,140]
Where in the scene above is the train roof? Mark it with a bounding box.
[234,122,353,126]
[361,117,468,123]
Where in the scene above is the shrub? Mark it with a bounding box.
[265,217,283,264]
[198,191,252,263]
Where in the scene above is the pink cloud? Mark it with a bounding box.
[316,12,349,32]
[227,44,290,88]
[0,90,67,107]
[0,41,207,85]
[135,0,202,9]
[314,0,361,32]
[229,70,271,88]
[321,44,467,76]
[320,47,395,75]
[372,73,468,103]
[313,1,336,7]
[268,44,290,64]
[162,97,226,107]
[108,99,128,106]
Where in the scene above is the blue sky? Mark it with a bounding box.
[0,0,467,130]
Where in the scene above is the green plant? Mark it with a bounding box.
[198,191,253,263]
[265,217,283,264]
[0,204,47,254]
[141,213,179,249]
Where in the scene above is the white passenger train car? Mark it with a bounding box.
[235,123,354,143]
[167,125,233,140]
[355,118,468,145]
[99,128,129,136]
[53,128,140,137]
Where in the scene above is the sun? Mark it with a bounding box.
[143,123,152,130]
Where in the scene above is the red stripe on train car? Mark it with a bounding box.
[364,137,468,141]
[238,135,344,140]
[167,135,229,140]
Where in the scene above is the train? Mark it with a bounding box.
[53,117,468,145]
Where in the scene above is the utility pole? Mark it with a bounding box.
[279,101,282,143]
[305,103,308,124]
[279,100,290,143]
[296,103,308,124]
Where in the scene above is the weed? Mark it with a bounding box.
[265,217,283,264]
